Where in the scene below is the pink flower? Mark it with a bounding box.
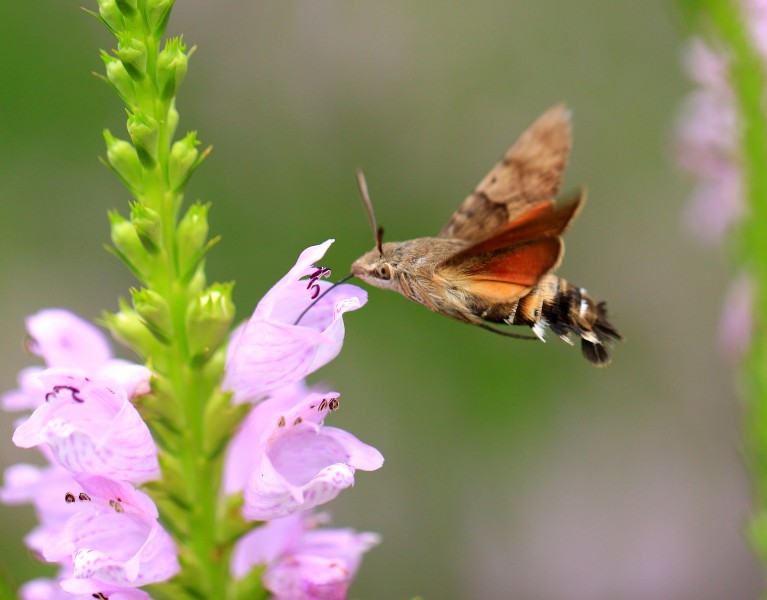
[3,309,151,412]
[718,274,754,360]
[676,40,743,243]
[227,385,383,521]
[42,475,178,591]
[233,512,379,600]
[20,578,151,600]
[1,462,80,556]
[12,371,159,483]
[224,240,367,402]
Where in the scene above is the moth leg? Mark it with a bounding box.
[478,323,538,341]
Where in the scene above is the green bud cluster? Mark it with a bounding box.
[89,1,255,597]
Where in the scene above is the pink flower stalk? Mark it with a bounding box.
[232,512,380,600]
[224,239,367,402]
[677,3,767,243]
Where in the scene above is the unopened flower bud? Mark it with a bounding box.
[116,33,147,81]
[103,300,165,359]
[156,37,188,101]
[188,263,207,294]
[177,201,209,272]
[100,51,135,104]
[97,0,125,31]
[104,129,143,193]
[186,283,235,360]
[132,288,172,342]
[130,203,161,254]
[169,132,200,191]
[127,111,159,168]
[109,210,151,276]
[146,0,175,37]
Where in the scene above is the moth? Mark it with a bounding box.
[350,106,621,366]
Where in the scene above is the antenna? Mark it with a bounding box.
[355,169,384,255]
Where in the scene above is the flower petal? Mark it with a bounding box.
[263,525,380,600]
[26,310,111,371]
[243,421,382,521]
[224,240,367,401]
[13,372,159,483]
[2,366,47,411]
[44,478,178,590]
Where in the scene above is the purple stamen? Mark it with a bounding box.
[45,385,84,403]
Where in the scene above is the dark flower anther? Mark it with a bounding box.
[306,266,332,300]
[45,385,84,403]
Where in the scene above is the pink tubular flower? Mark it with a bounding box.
[3,309,151,412]
[12,371,159,483]
[20,578,151,600]
[226,385,383,521]
[43,475,178,592]
[1,463,80,556]
[233,512,379,600]
[223,240,367,402]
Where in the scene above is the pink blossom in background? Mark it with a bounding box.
[718,274,754,360]
[233,512,380,600]
[224,239,367,402]
[676,40,742,242]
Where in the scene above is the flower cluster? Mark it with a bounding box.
[3,240,383,598]
[2,309,175,598]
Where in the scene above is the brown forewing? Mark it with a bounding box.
[438,105,573,242]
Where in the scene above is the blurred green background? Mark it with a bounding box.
[0,1,759,599]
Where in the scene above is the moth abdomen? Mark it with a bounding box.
[535,276,621,366]
[477,274,621,366]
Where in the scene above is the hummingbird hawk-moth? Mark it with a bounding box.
[350,105,621,366]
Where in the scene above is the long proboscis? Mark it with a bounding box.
[355,169,384,255]
[293,273,355,326]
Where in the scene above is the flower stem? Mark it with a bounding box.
[95,1,242,596]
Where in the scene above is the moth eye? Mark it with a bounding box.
[375,263,392,280]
